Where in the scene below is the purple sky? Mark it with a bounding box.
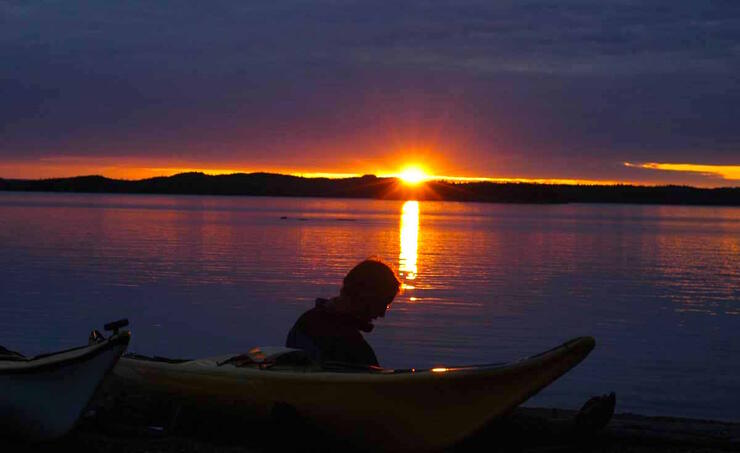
[1,1,739,185]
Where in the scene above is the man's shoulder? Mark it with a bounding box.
[294,306,354,337]
[286,301,379,367]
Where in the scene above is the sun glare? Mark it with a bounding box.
[399,167,427,185]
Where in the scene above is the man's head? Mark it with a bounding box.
[340,258,401,324]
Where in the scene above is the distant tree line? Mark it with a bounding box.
[0,172,738,206]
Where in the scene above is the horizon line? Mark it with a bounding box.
[2,170,739,189]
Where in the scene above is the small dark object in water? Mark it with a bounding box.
[335,218,357,222]
[575,392,616,433]
[104,319,129,333]
[280,216,287,219]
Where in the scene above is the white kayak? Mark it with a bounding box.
[114,336,594,451]
[0,320,131,440]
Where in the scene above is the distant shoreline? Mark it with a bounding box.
[1,172,739,206]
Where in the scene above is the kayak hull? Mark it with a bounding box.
[0,331,131,440]
[114,336,594,451]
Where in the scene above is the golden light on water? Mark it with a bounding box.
[399,200,419,284]
[431,367,449,373]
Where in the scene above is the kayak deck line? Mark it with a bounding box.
[0,332,130,375]
[121,335,594,376]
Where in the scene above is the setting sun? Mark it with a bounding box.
[399,167,428,185]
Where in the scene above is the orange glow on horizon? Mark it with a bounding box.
[3,158,737,187]
[1,160,628,185]
[431,367,449,373]
[0,162,673,186]
[0,161,246,181]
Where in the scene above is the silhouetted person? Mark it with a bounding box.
[286,258,401,367]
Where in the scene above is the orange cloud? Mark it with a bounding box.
[625,162,740,181]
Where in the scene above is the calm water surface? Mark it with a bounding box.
[1,192,738,420]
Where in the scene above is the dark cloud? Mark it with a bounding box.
[1,0,739,182]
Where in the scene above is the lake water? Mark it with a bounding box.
[1,192,738,421]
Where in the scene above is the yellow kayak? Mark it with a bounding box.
[113,336,594,451]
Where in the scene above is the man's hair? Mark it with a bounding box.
[341,258,401,300]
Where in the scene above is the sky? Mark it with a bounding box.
[1,0,739,186]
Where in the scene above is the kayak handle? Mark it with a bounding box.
[104,319,129,334]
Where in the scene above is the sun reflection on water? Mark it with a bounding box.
[399,200,419,289]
